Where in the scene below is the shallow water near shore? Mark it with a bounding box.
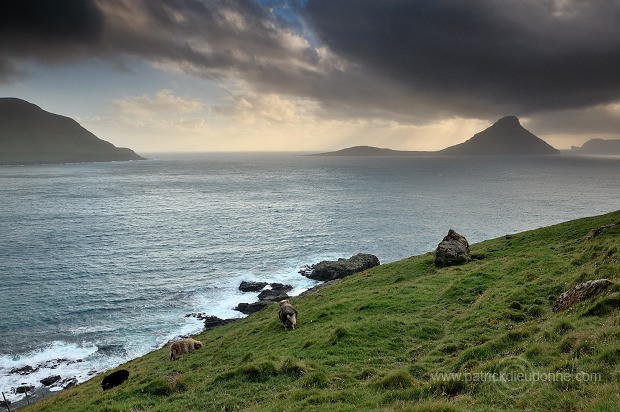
[1,152,619,403]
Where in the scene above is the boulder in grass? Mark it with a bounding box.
[553,279,613,313]
[434,229,472,266]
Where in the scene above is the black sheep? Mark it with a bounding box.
[101,369,129,391]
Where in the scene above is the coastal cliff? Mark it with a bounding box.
[570,138,620,155]
[0,98,144,165]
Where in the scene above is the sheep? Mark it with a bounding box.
[278,300,298,330]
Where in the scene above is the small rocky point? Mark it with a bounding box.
[301,253,380,282]
[186,313,240,329]
[434,229,472,266]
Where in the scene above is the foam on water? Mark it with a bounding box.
[0,342,98,401]
[0,314,207,403]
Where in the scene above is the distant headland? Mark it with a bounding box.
[0,98,144,165]
[314,116,561,156]
[570,138,620,155]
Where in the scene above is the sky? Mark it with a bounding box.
[1,0,620,153]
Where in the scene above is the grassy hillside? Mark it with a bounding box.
[22,211,620,412]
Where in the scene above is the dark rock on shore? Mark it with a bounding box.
[434,229,472,266]
[234,301,268,315]
[15,385,35,394]
[40,375,62,386]
[239,281,269,292]
[234,282,295,315]
[10,365,35,375]
[202,316,239,329]
[302,253,380,281]
[61,377,78,389]
[185,313,239,329]
[257,283,293,301]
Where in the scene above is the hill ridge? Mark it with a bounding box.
[0,97,144,165]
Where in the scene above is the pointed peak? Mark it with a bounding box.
[438,115,560,155]
[495,116,521,126]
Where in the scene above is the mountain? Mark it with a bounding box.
[315,116,560,156]
[312,145,428,156]
[570,138,620,155]
[438,116,560,155]
[0,98,144,165]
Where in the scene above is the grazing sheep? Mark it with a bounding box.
[278,300,298,330]
[101,369,129,391]
[170,338,203,361]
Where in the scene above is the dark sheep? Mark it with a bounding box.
[101,369,130,391]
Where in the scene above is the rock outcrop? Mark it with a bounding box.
[586,222,620,239]
[302,253,380,281]
[40,375,62,386]
[552,279,613,313]
[234,283,294,315]
[239,281,269,292]
[186,313,239,329]
[434,229,472,266]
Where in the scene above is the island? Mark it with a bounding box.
[570,138,620,155]
[314,116,561,156]
[0,97,144,165]
[312,145,429,157]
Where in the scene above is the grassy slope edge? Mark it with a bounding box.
[24,211,620,412]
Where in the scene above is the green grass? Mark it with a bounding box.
[23,211,620,411]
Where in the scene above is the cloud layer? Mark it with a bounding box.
[305,0,620,117]
[2,0,620,135]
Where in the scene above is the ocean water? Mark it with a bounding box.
[1,152,619,400]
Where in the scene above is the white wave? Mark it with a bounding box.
[0,341,99,403]
[0,260,328,404]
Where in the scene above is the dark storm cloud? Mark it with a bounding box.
[0,0,320,81]
[0,0,104,59]
[303,0,620,117]
[3,0,620,129]
[99,0,312,75]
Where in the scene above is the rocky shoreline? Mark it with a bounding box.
[2,253,380,410]
[186,253,381,327]
[2,359,82,411]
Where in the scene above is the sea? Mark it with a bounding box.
[1,152,619,401]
